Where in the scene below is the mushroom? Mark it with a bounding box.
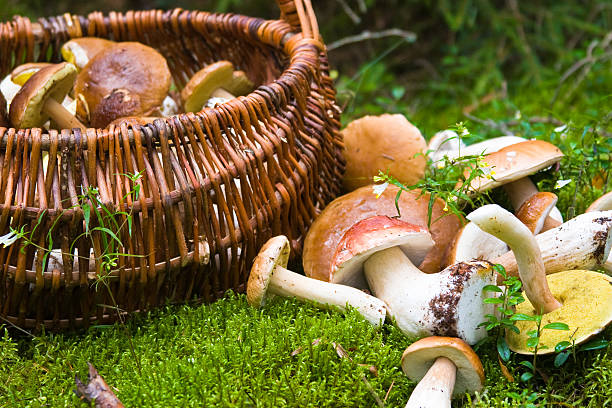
[445,221,508,265]
[341,114,427,192]
[74,42,171,124]
[467,204,612,353]
[401,337,485,408]
[10,62,54,85]
[247,235,387,327]
[334,216,497,344]
[514,191,558,234]
[0,92,8,127]
[225,70,254,95]
[90,88,143,128]
[462,140,564,231]
[302,185,463,287]
[61,37,114,71]
[428,130,525,165]
[9,62,86,130]
[585,191,612,271]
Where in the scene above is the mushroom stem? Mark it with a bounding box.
[467,204,562,314]
[43,97,86,130]
[364,246,424,301]
[211,88,235,99]
[405,357,456,408]
[267,265,386,326]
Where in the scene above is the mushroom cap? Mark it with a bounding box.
[427,130,466,162]
[10,62,53,85]
[587,191,612,212]
[9,62,77,129]
[90,88,143,128]
[302,185,463,284]
[515,192,558,234]
[0,92,8,127]
[332,216,434,286]
[246,235,291,307]
[74,42,171,123]
[341,114,427,191]
[506,270,612,354]
[181,61,235,113]
[462,140,563,193]
[445,221,508,265]
[61,37,115,70]
[107,116,160,128]
[226,70,254,96]
[401,336,485,397]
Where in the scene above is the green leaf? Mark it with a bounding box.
[579,339,609,351]
[507,325,520,334]
[554,351,570,367]
[483,285,503,293]
[543,322,570,331]
[511,313,537,321]
[497,336,511,362]
[493,264,507,278]
[526,337,539,348]
[519,360,534,370]
[555,341,572,352]
[483,297,504,304]
[520,372,534,382]
[83,202,91,235]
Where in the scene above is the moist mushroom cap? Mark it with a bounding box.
[181,61,234,113]
[342,114,427,192]
[401,336,485,396]
[331,216,434,286]
[90,88,143,128]
[10,62,54,85]
[246,235,291,307]
[9,62,77,128]
[462,140,563,193]
[515,192,558,234]
[61,37,115,70]
[303,185,463,283]
[74,42,171,122]
[506,270,612,354]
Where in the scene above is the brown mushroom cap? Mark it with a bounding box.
[61,37,115,70]
[302,184,463,283]
[401,336,485,397]
[10,63,54,85]
[462,140,563,194]
[342,114,427,192]
[0,92,8,127]
[90,88,143,128]
[507,270,612,354]
[74,42,171,123]
[246,235,291,307]
[181,61,235,113]
[9,62,77,128]
[515,192,558,234]
[586,191,612,212]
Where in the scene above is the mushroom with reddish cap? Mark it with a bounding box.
[341,114,427,192]
[9,62,86,130]
[74,42,171,124]
[303,185,463,287]
[401,337,485,408]
[515,191,559,234]
[61,37,115,71]
[334,216,497,344]
[247,235,387,326]
[463,140,564,231]
[468,204,612,353]
[181,61,253,113]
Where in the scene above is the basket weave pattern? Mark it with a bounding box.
[0,5,344,330]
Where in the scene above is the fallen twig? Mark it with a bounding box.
[327,29,416,51]
[75,363,124,408]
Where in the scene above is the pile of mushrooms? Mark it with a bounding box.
[242,114,612,405]
[0,37,256,131]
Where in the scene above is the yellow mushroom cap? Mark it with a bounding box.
[61,37,115,70]
[506,270,612,354]
[181,61,235,113]
[10,63,53,85]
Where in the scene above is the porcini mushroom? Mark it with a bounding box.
[463,140,564,231]
[401,337,484,408]
[428,130,525,165]
[181,61,251,112]
[0,92,8,127]
[61,37,114,71]
[335,216,497,344]
[9,62,86,130]
[90,88,143,128]
[445,221,508,265]
[247,235,387,327]
[468,204,612,353]
[10,63,53,85]
[584,191,612,271]
[341,114,427,191]
[302,185,463,287]
[74,42,171,124]
[515,192,558,234]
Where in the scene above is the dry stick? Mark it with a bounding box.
[336,0,361,24]
[327,29,417,51]
[75,363,124,408]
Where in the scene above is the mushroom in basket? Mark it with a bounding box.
[246,235,387,327]
[468,204,612,354]
[401,337,484,408]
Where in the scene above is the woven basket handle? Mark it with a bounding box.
[277,0,320,39]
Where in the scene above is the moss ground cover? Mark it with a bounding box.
[2,1,612,406]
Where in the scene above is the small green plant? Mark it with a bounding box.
[374,122,495,226]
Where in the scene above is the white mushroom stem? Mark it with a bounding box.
[211,88,235,99]
[503,177,562,231]
[268,265,386,326]
[364,246,495,344]
[405,357,456,408]
[44,97,86,130]
[492,210,612,282]
[467,204,562,314]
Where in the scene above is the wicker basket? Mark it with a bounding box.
[0,0,344,330]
